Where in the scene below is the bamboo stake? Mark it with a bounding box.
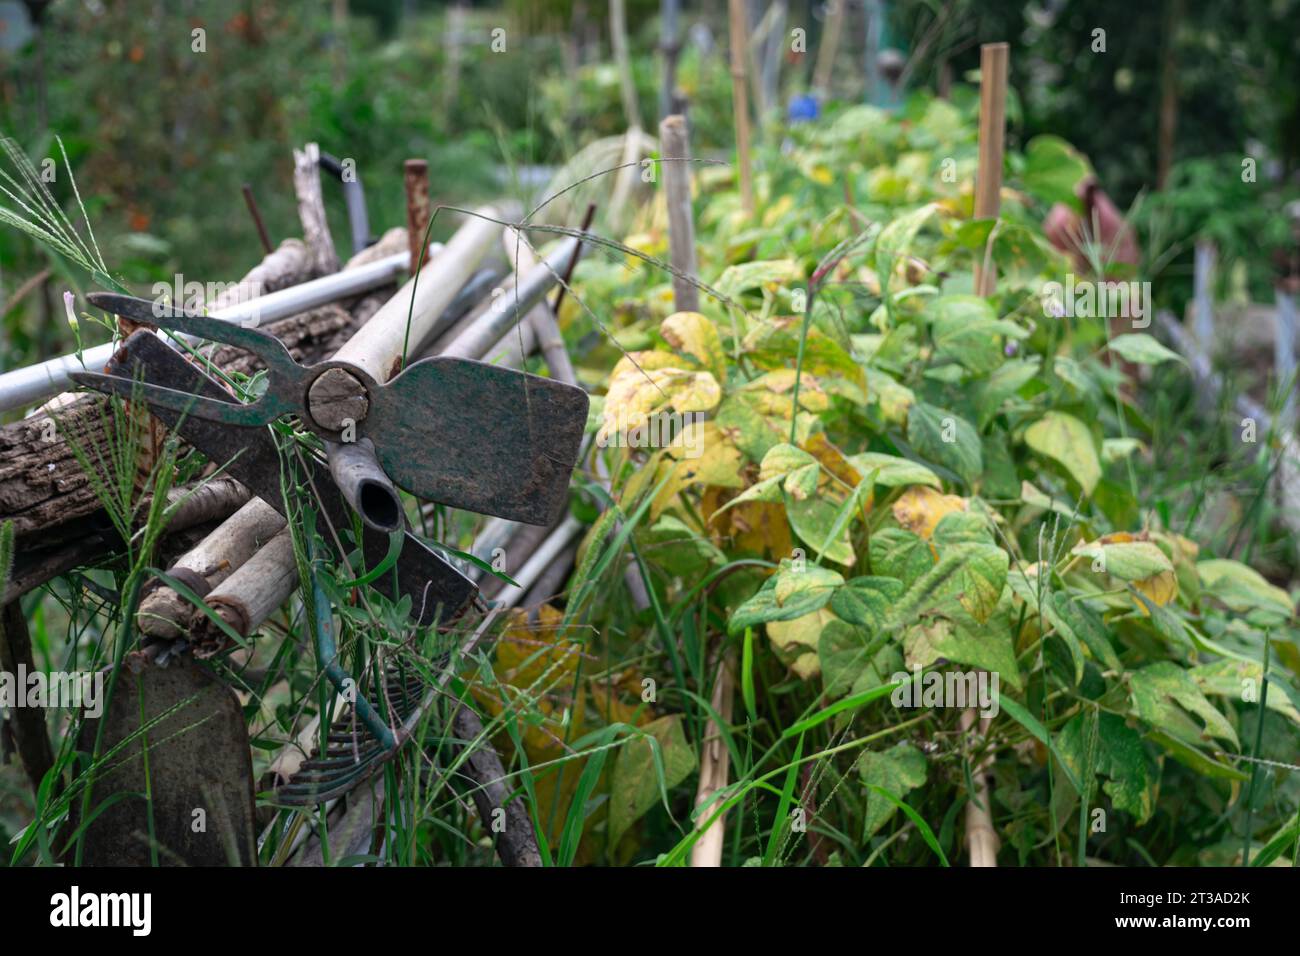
[660,114,701,313]
[728,0,755,216]
[973,42,1009,298]
[137,498,285,641]
[968,50,1008,864]
[689,648,736,867]
[961,708,1000,866]
[609,0,642,131]
[812,0,845,97]
[189,527,297,658]
[331,206,504,382]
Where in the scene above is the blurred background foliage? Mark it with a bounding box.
[0,0,1296,366]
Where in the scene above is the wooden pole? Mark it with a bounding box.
[728,0,755,216]
[812,0,845,98]
[973,42,1009,297]
[659,114,700,313]
[609,0,642,131]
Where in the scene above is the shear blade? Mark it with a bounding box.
[373,356,589,525]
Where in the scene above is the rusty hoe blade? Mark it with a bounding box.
[81,293,589,526]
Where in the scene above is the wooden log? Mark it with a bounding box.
[404,159,432,275]
[659,114,701,313]
[0,239,318,544]
[189,526,297,658]
[973,42,1009,297]
[451,703,543,866]
[137,497,285,641]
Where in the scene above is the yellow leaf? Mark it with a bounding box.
[660,311,727,383]
[892,486,968,540]
[599,365,722,444]
[766,607,836,680]
[1132,569,1179,614]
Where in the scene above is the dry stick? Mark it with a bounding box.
[292,143,340,276]
[449,703,544,866]
[0,599,55,798]
[812,0,846,98]
[137,498,285,641]
[3,475,252,604]
[965,41,1010,868]
[608,0,645,232]
[551,202,596,316]
[660,114,701,313]
[241,183,274,255]
[973,42,1008,298]
[728,0,755,216]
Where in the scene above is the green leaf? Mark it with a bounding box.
[1022,135,1091,209]
[858,742,928,837]
[1045,591,1122,674]
[728,567,841,635]
[1190,659,1300,725]
[869,528,934,588]
[954,542,1009,624]
[608,715,698,848]
[903,610,1022,690]
[998,693,1083,795]
[818,619,899,699]
[1073,539,1173,581]
[1107,333,1184,366]
[715,258,802,299]
[1196,558,1295,620]
[845,452,940,489]
[831,576,904,628]
[907,401,982,485]
[1058,711,1158,823]
[1024,411,1101,495]
[1130,662,1240,749]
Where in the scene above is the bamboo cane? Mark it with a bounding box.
[973,43,1009,298]
[728,0,755,216]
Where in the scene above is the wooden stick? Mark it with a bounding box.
[728,0,755,216]
[812,0,845,97]
[659,114,701,313]
[689,647,736,866]
[292,143,341,276]
[241,183,274,255]
[973,42,1009,297]
[609,0,642,131]
[450,703,543,866]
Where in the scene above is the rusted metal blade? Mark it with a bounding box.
[375,356,588,525]
[73,656,258,866]
[104,330,477,626]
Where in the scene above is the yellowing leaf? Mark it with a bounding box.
[892,486,968,540]
[660,311,727,383]
[599,366,722,444]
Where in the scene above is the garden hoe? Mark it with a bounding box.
[69,292,589,856]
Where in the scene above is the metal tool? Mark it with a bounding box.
[97,329,478,626]
[72,291,590,528]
